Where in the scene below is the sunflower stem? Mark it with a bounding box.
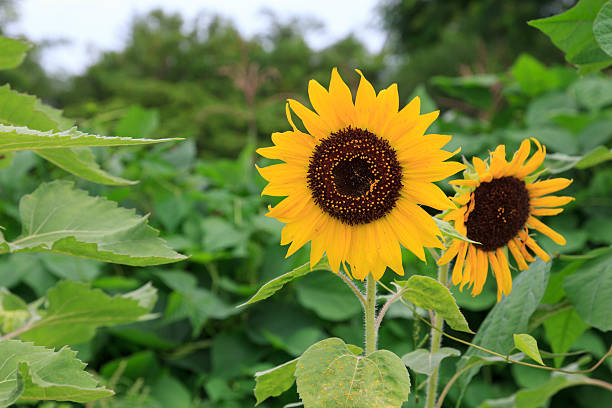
[364,274,377,355]
[425,261,449,408]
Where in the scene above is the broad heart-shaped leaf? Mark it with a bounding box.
[513,334,544,365]
[396,275,473,333]
[35,148,137,186]
[238,258,330,308]
[0,125,180,152]
[563,250,612,331]
[295,338,410,408]
[0,37,30,70]
[456,260,550,400]
[401,347,460,375]
[254,358,298,406]
[19,281,155,347]
[528,0,612,72]
[2,180,186,266]
[594,0,612,56]
[0,340,113,407]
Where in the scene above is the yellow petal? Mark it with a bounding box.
[496,247,512,296]
[288,99,330,140]
[438,240,461,265]
[527,178,572,197]
[530,207,564,216]
[387,210,426,261]
[370,84,399,136]
[452,242,468,285]
[523,235,550,262]
[516,138,546,178]
[507,139,531,172]
[354,69,376,130]
[401,182,454,210]
[329,67,357,126]
[527,216,566,245]
[308,79,343,131]
[385,96,421,141]
[507,239,529,270]
[530,196,574,208]
[449,179,479,187]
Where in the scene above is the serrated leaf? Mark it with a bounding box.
[0,37,30,70]
[35,147,137,185]
[456,260,550,402]
[19,281,155,347]
[563,250,612,331]
[543,307,588,367]
[594,0,612,56]
[401,347,460,375]
[396,275,473,333]
[513,334,544,365]
[295,338,410,408]
[3,180,186,266]
[0,125,180,153]
[434,217,479,244]
[0,340,112,406]
[528,0,612,71]
[238,259,330,308]
[254,359,297,406]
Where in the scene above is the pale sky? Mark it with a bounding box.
[6,0,387,74]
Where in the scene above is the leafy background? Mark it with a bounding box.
[1,0,611,407]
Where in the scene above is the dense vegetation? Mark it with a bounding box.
[0,0,611,407]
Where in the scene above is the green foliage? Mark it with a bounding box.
[396,275,472,333]
[295,338,410,408]
[3,180,185,265]
[254,358,297,405]
[402,347,460,375]
[513,334,544,365]
[529,0,612,73]
[0,340,113,407]
[594,1,612,56]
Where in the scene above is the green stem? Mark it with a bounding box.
[365,274,377,355]
[425,262,449,408]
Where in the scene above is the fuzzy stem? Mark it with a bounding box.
[365,274,377,355]
[425,262,449,408]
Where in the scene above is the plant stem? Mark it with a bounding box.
[425,262,449,408]
[339,267,366,307]
[365,274,377,355]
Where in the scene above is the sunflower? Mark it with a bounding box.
[256,68,464,280]
[438,138,573,300]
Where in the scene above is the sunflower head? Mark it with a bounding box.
[257,68,465,280]
[439,138,574,300]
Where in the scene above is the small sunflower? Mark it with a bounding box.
[439,138,574,300]
[257,68,464,280]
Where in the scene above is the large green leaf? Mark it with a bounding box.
[35,148,137,186]
[401,347,460,375]
[0,125,180,152]
[0,340,112,407]
[543,307,589,367]
[594,0,612,56]
[396,275,472,333]
[529,0,612,72]
[254,359,297,406]
[2,180,186,266]
[0,37,30,70]
[456,260,550,397]
[238,259,330,307]
[19,281,155,347]
[563,250,612,331]
[295,338,410,408]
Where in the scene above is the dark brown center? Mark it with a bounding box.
[307,127,403,225]
[465,176,530,251]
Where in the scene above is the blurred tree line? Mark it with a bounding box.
[1,0,578,158]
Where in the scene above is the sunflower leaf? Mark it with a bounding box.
[594,0,612,57]
[0,124,181,153]
[237,258,330,308]
[401,347,461,375]
[513,334,544,365]
[563,249,612,331]
[0,340,113,407]
[0,37,30,70]
[528,0,612,73]
[19,281,156,347]
[295,338,410,408]
[543,307,589,367]
[254,359,298,406]
[396,276,473,333]
[2,180,186,266]
[456,259,551,403]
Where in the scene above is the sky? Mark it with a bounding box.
[7,0,387,74]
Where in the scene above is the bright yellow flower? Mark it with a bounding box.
[257,68,464,280]
[439,138,573,300]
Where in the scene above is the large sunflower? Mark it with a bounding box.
[439,138,573,300]
[257,68,464,280]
